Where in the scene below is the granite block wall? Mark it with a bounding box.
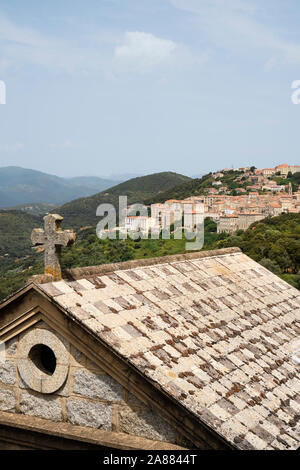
[0,322,187,445]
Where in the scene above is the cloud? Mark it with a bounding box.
[0,15,196,76]
[114,32,178,70]
[0,12,206,77]
[112,31,205,73]
[169,0,300,67]
[0,15,108,74]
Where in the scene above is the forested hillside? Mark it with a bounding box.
[145,173,214,204]
[0,210,42,258]
[211,213,300,289]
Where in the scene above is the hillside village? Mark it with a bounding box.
[1,165,300,303]
[125,163,300,235]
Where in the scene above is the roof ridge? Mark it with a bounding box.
[63,247,241,280]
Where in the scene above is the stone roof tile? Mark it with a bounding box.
[38,249,300,450]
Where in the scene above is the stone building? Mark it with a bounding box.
[124,216,152,235]
[0,215,299,450]
[217,215,239,234]
[217,213,265,234]
[262,168,276,177]
[237,213,265,231]
[275,164,300,178]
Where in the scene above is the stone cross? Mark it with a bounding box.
[31,214,76,281]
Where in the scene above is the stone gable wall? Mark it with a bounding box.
[0,322,188,446]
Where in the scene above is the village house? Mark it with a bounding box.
[262,168,276,178]
[238,167,251,172]
[216,212,264,234]
[164,200,184,225]
[237,213,265,231]
[280,196,294,212]
[248,185,261,192]
[217,186,228,194]
[262,183,285,193]
[124,216,152,235]
[250,175,264,185]
[150,203,173,231]
[207,187,218,195]
[0,214,299,450]
[269,203,283,217]
[275,164,300,178]
[216,214,239,234]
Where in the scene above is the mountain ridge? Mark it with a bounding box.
[0,166,117,207]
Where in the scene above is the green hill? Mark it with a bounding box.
[144,170,247,204]
[0,166,116,207]
[0,210,42,259]
[144,173,213,204]
[57,172,192,229]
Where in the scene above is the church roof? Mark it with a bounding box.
[25,248,300,449]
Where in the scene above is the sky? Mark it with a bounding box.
[0,0,300,178]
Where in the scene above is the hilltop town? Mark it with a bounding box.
[125,163,300,234]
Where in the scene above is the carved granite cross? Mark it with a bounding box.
[31,214,76,281]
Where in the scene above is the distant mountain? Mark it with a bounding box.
[0,203,57,216]
[66,176,121,190]
[0,167,116,207]
[102,173,143,182]
[57,172,192,229]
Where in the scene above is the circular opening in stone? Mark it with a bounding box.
[29,344,57,376]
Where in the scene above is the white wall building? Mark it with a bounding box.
[124,216,152,234]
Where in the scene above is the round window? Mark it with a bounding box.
[29,344,57,376]
[18,328,69,394]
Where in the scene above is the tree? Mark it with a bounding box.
[259,258,281,275]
